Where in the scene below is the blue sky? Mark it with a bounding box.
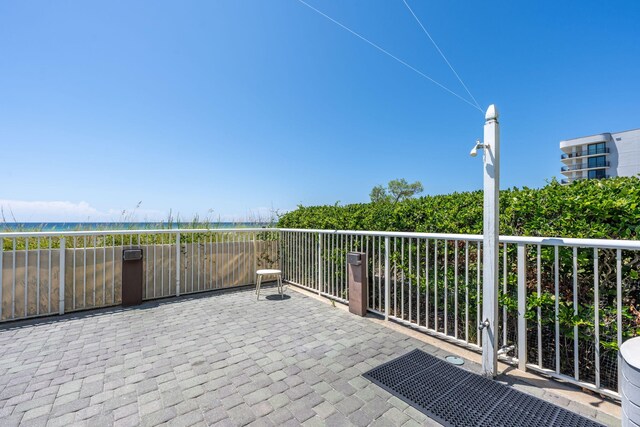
[1,1,639,222]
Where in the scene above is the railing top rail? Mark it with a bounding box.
[1,227,638,250]
[0,227,278,239]
[278,228,640,250]
[279,228,484,241]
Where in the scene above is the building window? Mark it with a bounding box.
[588,169,606,179]
[587,142,606,155]
[588,155,607,168]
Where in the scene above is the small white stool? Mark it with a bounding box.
[255,269,283,300]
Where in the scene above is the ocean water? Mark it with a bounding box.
[1,222,268,231]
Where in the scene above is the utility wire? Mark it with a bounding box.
[402,0,481,110]
[295,0,483,113]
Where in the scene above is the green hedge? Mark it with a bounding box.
[278,177,640,239]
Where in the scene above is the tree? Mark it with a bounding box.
[369,185,389,203]
[370,179,424,204]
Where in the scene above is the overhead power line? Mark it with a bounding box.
[295,0,483,113]
[402,0,481,110]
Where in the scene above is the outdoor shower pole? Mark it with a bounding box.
[482,104,500,378]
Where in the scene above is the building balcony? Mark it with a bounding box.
[560,147,610,160]
[561,161,610,172]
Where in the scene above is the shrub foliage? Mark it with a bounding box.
[278,177,640,240]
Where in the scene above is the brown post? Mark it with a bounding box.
[347,252,367,316]
[122,248,143,306]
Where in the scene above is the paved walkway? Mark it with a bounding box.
[0,285,613,426]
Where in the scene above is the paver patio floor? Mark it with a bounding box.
[0,285,612,426]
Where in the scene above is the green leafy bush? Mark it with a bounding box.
[278,177,640,240]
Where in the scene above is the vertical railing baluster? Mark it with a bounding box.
[36,238,41,315]
[308,232,311,288]
[394,237,397,317]
[465,241,469,343]
[72,237,76,311]
[11,238,16,319]
[594,248,600,390]
[59,238,66,315]
[93,236,96,307]
[343,233,347,299]
[454,240,458,339]
[372,236,376,308]
[537,244,542,367]
[142,234,146,299]
[112,235,115,303]
[176,233,181,296]
[444,240,447,336]
[48,238,52,313]
[477,242,481,347]
[401,238,405,320]
[102,236,106,303]
[317,233,322,296]
[425,239,430,329]
[308,232,313,291]
[434,239,438,332]
[215,232,219,288]
[373,236,382,311]
[503,242,507,348]
[191,233,194,291]
[554,246,560,374]
[324,232,328,294]
[319,233,330,293]
[617,248,622,357]
[202,233,205,290]
[162,234,166,295]
[385,236,390,320]
[330,233,334,297]
[25,237,29,317]
[573,247,579,380]
[235,232,239,288]
[83,236,87,308]
[155,233,158,296]
[313,233,316,289]
[409,239,412,323]
[168,233,173,297]
[517,243,527,370]
[417,239,421,327]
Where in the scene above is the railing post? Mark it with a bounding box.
[59,237,66,315]
[175,233,181,296]
[482,104,500,378]
[385,236,390,321]
[517,243,527,370]
[317,233,322,295]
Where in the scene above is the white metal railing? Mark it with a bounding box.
[2,226,638,398]
[279,228,640,399]
[0,228,279,321]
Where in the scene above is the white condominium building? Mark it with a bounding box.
[560,128,640,184]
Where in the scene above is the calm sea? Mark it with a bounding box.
[1,222,268,231]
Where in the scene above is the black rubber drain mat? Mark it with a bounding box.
[363,349,604,427]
